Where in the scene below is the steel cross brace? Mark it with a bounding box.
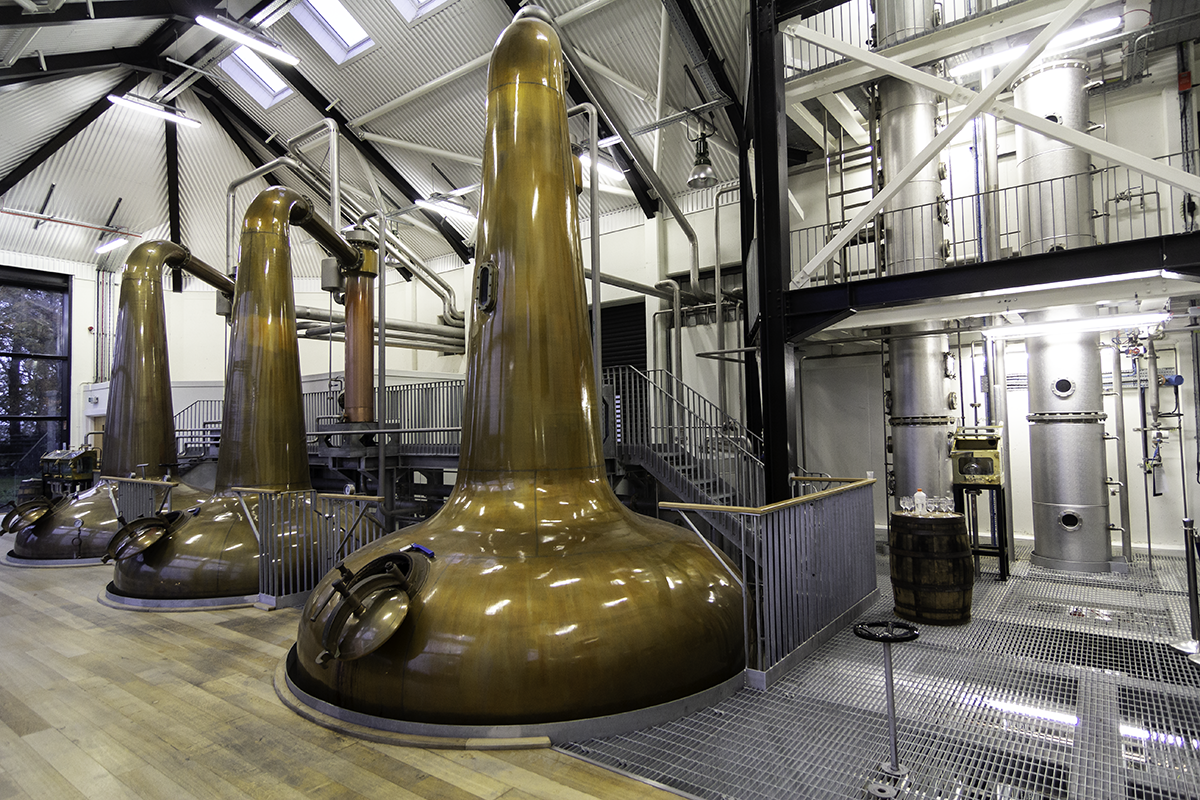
[788,25,1200,287]
[790,0,1095,286]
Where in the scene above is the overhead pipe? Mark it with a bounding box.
[297,324,464,349]
[517,5,706,300]
[360,132,484,167]
[299,331,465,354]
[656,278,683,388]
[287,119,340,231]
[582,268,673,300]
[295,305,465,340]
[226,156,304,274]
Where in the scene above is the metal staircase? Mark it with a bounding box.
[604,366,764,556]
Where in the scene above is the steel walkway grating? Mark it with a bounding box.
[560,544,1200,799]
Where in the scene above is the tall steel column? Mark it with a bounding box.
[1015,59,1121,571]
[878,0,953,505]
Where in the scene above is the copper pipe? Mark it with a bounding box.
[342,247,376,423]
[171,248,234,295]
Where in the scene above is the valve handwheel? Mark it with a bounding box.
[854,620,920,644]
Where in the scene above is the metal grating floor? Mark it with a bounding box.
[560,544,1200,799]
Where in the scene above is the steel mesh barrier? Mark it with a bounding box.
[106,476,174,522]
[241,489,389,608]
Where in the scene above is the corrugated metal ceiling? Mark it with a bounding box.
[0,0,1197,274]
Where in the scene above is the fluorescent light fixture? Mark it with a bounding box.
[976,269,1166,298]
[950,47,1027,78]
[984,311,1170,339]
[107,94,201,128]
[196,15,299,66]
[95,237,128,254]
[579,152,626,183]
[950,17,1122,78]
[1048,16,1122,51]
[416,197,476,221]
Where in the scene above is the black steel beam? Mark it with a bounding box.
[271,63,474,263]
[165,119,183,292]
[782,232,1200,340]
[0,1,178,27]
[750,0,795,503]
[660,0,743,139]
[0,47,159,87]
[0,70,146,197]
[775,0,846,24]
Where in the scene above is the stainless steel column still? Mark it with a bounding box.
[877,0,954,506]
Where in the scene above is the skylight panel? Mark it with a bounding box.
[220,46,293,108]
[292,0,374,64]
[391,0,456,25]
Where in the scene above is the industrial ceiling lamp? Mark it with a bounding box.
[107,94,201,128]
[196,15,299,66]
[983,310,1170,339]
[95,236,128,255]
[687,124,718,190]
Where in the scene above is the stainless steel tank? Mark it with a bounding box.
[1014,60,1095,254]
[285,10,744,727]
[877,0,952,508]
[1025,308,1114,571]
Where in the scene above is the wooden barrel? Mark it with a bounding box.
[15,478,44,504]
[889,512,973,625]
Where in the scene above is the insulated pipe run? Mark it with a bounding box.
[294,305,465,339]
[226,156,304,274]
[655,279,683,388]
[714,185,739,418]
[515,6,706,300]
[287,119,340,233]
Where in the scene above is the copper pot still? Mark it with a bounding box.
[108,188,353,599]
[287,9,745,725]
[7,241,204,560]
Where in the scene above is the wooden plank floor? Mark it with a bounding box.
[0,562,679,800]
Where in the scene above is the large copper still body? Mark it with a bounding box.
[108,188,356,599]
[286,12,744,726]
[6,241,206,561]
